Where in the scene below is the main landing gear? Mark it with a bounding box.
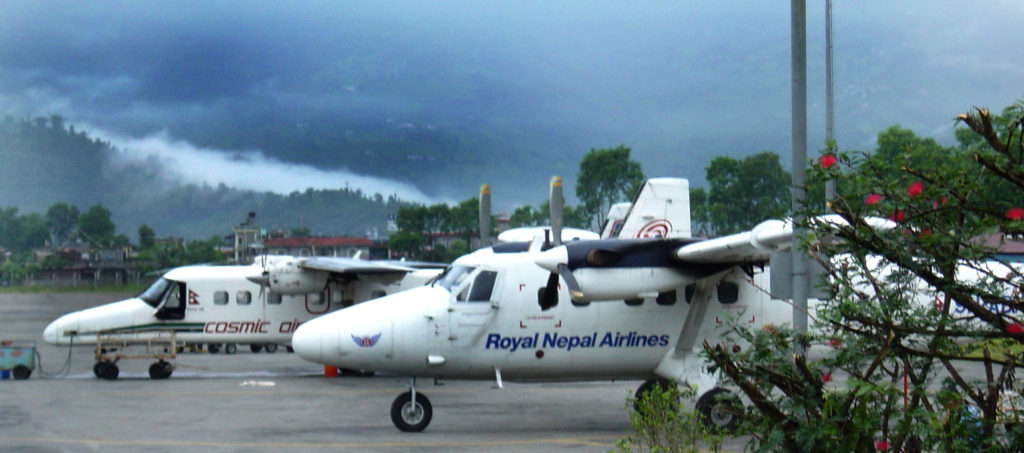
[634,379,742,433]
[390,378,433,432]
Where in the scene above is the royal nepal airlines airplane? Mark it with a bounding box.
[43,255,443,379]
[290,178,886,432]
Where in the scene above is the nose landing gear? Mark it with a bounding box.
[390,378,433,432]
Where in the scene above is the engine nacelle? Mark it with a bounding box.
[267,259,328,294]
[571,267,693,303]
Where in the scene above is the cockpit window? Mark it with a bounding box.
[434,265,476,291]
[138,277,173,307]
[468,271,497,302]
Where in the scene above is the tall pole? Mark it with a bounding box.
[825,0,836,204]
[791,0,809,334]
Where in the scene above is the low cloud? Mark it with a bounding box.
[94,128,440,204]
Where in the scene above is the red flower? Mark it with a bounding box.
[828,338,842,349]
[890,211,906,222]
[875,440,890,451]
[907,181,924,197]
[818,154,838,169]
[821,372,832,383]
[865,193,883,205]
[1007,322,1024,334]
[1007,207,1024,221]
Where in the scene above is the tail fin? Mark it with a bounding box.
[608,178,691,239]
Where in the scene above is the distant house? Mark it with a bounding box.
[265,236,374,258]
[37,245,141,286]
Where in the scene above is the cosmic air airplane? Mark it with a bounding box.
[43,254,444,380]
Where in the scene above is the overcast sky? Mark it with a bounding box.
[2,1,1022,206]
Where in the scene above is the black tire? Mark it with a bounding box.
[225,344,237,354]
[264,344,278,353]
[208,343,220,354]
[696,388,741,432]
[12,365,31,380]
[633,378,673,411]
[93,361,105,378]
[250,344,263,353]
[99,362,119,381]
[390,391,432,432]
[286,346,294,353]
[148,361,173,379]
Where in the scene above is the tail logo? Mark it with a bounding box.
[636,219,672,238]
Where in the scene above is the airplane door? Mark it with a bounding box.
[447,269,500,348]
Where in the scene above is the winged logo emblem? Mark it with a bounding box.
[352,333,382,348]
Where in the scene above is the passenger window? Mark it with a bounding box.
[267,292,282,305]
[467,271,497,302]
[237,291,252,305]
[214,291,229,305]
[717,282,739,304]
[656,291,677,306]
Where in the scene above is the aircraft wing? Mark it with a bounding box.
[298,257,421,276]
[674,215,895,264]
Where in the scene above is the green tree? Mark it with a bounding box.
[509,205,541,228]
[388,231,425,259]
[138,224,156,249]
[0,208,48,253]
[703,151,790,235]
[45,202,79,245]
[576,145,645,229]
[78,204,116,246]
[703,102,1024,451]
[448,197,480,243]
[689,187,711,237]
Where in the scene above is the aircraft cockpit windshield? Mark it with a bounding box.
[138,277,173,308]
[434,265,476,292]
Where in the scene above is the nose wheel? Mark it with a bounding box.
[390,379,432,432]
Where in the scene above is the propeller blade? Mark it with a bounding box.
[479,184,491,245]
[549,176,564,247]
[539,271,559,311]
[557,263,587,304]
[246,272,270,287]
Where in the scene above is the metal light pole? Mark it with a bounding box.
[791,0,809,334]
[825,0,836,204]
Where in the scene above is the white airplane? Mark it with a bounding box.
[290,177,863,432]
[43,255,444,380]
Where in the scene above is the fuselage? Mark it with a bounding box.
[43,259,439,346]
[292,246,792,381]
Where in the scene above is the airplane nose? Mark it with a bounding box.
[43,314,75,345]
[43,320,59,344]
[291,319,324,364]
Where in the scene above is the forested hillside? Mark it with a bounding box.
[0,116,406,239]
